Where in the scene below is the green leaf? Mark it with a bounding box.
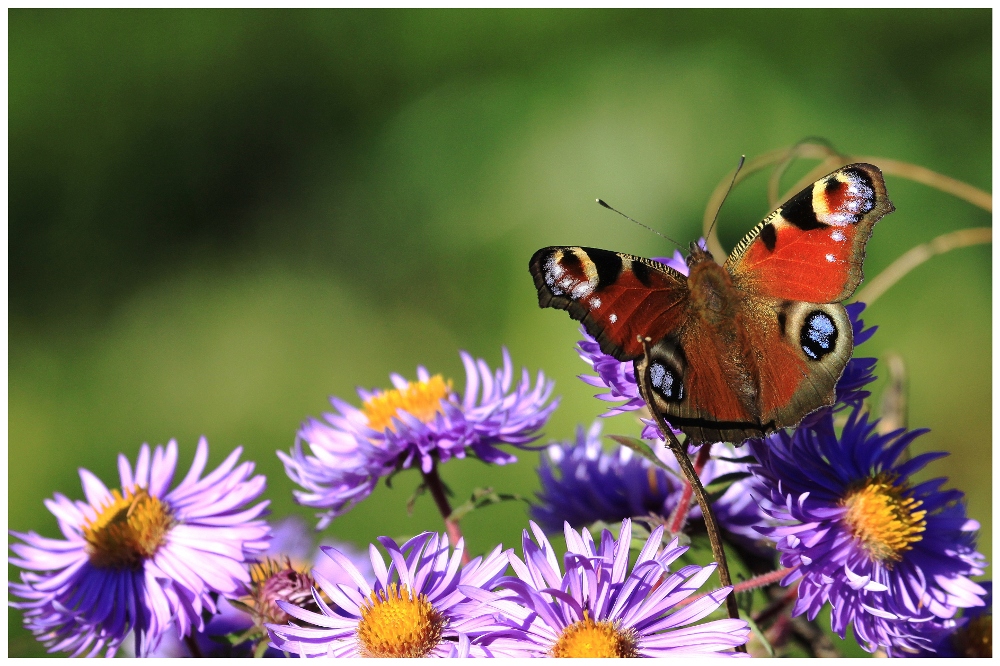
[740,610,775,657]
[606,435,671,470]
[447,487,529,522]
[703,471,751,496]
[218,627,259,647]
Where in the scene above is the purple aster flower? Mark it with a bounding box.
[9,437,270,657]
[281,348,558,529]
[266,532,520,657]
[749,405,988,653]
[577,301,876,439]
[532,421,771,552]
[464,518,750,657]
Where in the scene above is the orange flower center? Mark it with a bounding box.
[83,488,174,569]
[356,583,446,658]
[551,612,639,658]
[842,472,926,564]
[362,375,452,432]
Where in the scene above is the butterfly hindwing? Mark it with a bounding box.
[726,163,894,303]
[529,247,689,362]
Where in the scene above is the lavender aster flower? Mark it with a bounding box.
[465,518,750,657]
[533,421,770,551]
[281,348,557,529]
[266,532,518,657]
[750,405,988,653]
[9,438,270,657]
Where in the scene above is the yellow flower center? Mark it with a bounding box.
[356,583,446,658]
[83,488,174,570]
[362,375,452,432]
[953,615,992,658]
[551,612,639,658]
[842,473,927,564]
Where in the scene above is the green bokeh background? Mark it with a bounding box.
[9,9,990,657]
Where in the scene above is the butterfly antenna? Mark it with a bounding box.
[705,154,746,242]
[596,199,683,250]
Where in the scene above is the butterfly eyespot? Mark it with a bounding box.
[649,361,684,402]
[800,311,838,360]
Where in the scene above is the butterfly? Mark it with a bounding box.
[529,163,894,444]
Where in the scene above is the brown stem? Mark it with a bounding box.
[184,633,203,658]
[420,464,471,565]
[666,443,713,535]
[637,338,745,652]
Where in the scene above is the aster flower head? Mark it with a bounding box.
[9,437,270,657]
[281,348,558,528]
[266,532,517,657]
[466,518,750,657]
[750,405,988,653]
[532,421,770,551]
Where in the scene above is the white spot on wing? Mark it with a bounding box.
[825,253,836,262]
[831,230,846,242]
[609,314,618,323]
[591,298,601,309]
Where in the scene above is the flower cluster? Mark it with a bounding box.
[9,240,990,659]
[280,348,558,528]
[265,519,750,657]
[750,405,988,653]
[9,438,270,657]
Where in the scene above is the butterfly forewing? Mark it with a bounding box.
[529,247,689,362]
[726,163,893,303]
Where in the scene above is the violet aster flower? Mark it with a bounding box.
[465,518,749,657]
[532,421,770,551]
[577,301,876,439]
[9,438,270,657]
[750,405,988,653]
[266,532,519,657]
[281,348,558,529]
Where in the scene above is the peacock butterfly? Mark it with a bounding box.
[529,163,894,444]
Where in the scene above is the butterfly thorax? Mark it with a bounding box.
[686,253,738,324]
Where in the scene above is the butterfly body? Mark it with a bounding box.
[530,163,893,444]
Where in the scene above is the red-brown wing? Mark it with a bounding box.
[725,163,894,303]
[529,246,689,362]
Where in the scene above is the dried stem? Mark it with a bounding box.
[855,226,991,306]
[420,464,471,565]
[637,338,745,651]
[703,142,992,260]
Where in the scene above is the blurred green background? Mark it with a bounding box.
[9,9,990,657]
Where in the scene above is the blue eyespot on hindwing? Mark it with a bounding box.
[800,311,838,360]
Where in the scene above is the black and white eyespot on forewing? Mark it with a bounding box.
[799,310,838,360]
